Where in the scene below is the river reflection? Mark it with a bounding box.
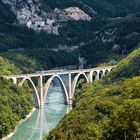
[9,86,72,140]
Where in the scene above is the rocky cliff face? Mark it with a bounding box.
[1,0,91,35]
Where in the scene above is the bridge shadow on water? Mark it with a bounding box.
[9,78,72,140]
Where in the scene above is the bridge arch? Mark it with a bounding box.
[43,75,69,104]
[18,77,40,108]
[92,71,99,81]
[71,72,89,97]
[108,68,112,72]
[7,78,15,83]
[99,69,107,79]
[105,69,110,75]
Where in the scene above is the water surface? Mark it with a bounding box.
[10,85,71,140]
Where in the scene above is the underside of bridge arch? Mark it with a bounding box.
[18,78,40,108]
[7,78,14,83]
[99,70,104,79]
[92,71,98,81]
[105,69,110,75]
[71,73,89,98]
[43,75,69,104]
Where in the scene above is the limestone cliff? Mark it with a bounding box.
[1,0,91,35]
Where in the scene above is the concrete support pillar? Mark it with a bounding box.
[95,71,100,80]
[88,71,93,82]
[108,69,112,72]
[101,70,106,78]
[68,73,72,105]
[12,77,17,85]
[38,76,44,108]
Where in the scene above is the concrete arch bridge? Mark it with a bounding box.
[4,66,114,108]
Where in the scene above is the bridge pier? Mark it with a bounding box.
[68,73,73,105]
[38,76,44,108]
[12,77,17,85]
[88,71,93,82]
[102,70,106,78]
[95,71,100,80]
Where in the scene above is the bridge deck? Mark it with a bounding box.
[4,66,115,79]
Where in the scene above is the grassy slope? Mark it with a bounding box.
[45,47,140,140]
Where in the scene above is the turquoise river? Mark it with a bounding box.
[9,79,72,140]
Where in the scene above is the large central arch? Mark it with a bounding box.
[71,73,89,97]
[18,77,40,108]
[43,75,69,104]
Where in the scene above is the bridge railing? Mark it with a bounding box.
[3,65,116,79]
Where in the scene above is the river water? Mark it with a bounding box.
[9,82,71,140]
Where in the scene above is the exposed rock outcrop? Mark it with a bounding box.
[65,7,91,21]
[1,0,91,35]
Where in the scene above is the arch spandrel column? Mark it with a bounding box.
[12,77,17,85]
[95,70,100,80]
[88,71,93,82]
[101,69,106,78]
[108,68,112,72]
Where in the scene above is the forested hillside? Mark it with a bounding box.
[42,0,140,17]
[0,0,140,71]
[0,57,33,138]
[45,47,140,140]
[0,0,140,139]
